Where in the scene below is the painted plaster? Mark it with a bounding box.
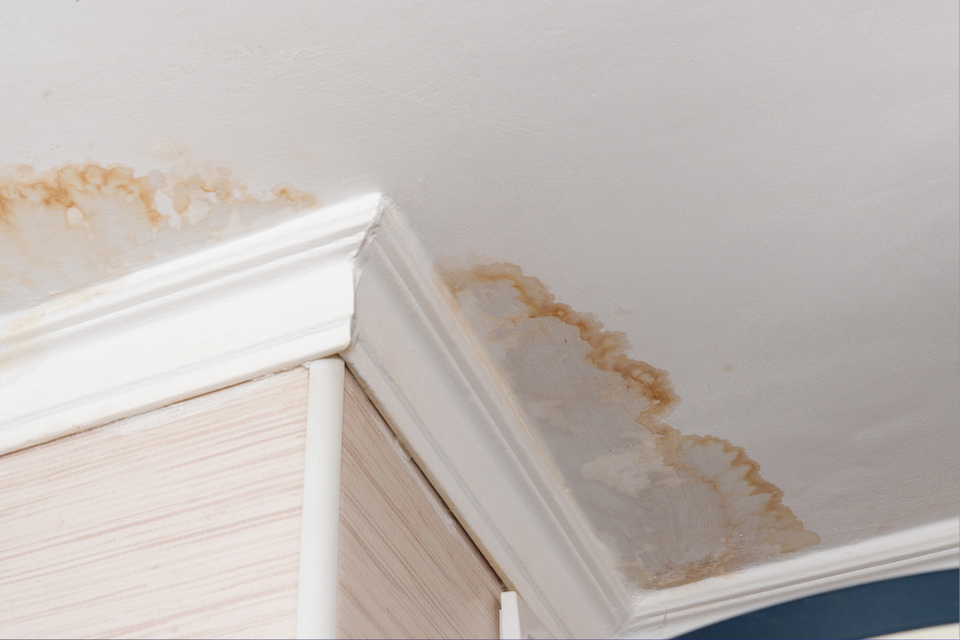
[0,0,956,601]
[0,161,316,311]
[443,262,819,588]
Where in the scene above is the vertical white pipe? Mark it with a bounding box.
[500,592,521,640]
[297,357,346,639]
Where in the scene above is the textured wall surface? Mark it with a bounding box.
[0,368,309,639]
[338,368,503,639]
[0,364,504,639]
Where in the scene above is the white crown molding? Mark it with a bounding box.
[2,192,954,639]
[616,518,959,639]
[0,193,382,454]
[342,199,632,639]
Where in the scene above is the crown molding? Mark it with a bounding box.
[342,199,632,639]
[617,518,959,638]
[0,193,382,454]
[2,192,954,639]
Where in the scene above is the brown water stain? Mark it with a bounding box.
[0,160,319,312]
[0,161,317,228]
[441,262,819,590]
[0,163,165,226]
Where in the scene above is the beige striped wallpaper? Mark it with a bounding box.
[338,368,502,639]
[0,368,310,639]
[0,364,502,639]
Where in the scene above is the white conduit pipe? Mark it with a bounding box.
[297,357,346,639]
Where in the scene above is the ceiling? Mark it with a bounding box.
[1,0,957,598]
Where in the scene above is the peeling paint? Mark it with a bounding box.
[441,261,819,589]
[0,160,319,312]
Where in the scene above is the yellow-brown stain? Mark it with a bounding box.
[459,263,678,424]
[442,262,819,590]
[0,161,317,227]
[0,163,165,226]
[0,160,319,311]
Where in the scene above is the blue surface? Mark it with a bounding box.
[675,569,959,639]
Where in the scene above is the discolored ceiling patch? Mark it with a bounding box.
[0,160,318,312]
[441,262,820,590]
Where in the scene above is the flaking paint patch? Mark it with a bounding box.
[441,262,819,590]
[0,160,319,312]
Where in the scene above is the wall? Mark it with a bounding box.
[0,368,309,639]
[1,0,956,605]
[338,369,503,639]
[0,365,502,638]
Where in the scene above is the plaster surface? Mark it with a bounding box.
[1,0,956,596]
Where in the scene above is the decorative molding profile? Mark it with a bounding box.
[342,200,632,639]
[0,193,381,454]
[2,192,955,639]
[617,518,959,638]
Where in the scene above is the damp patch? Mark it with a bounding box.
[441,262,819,589]
[0,160,318,311]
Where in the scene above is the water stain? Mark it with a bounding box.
[0,163,165,226]
[441,261,819,590]
[0,160,319,312]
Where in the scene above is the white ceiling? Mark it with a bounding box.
[1,0,957,594]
